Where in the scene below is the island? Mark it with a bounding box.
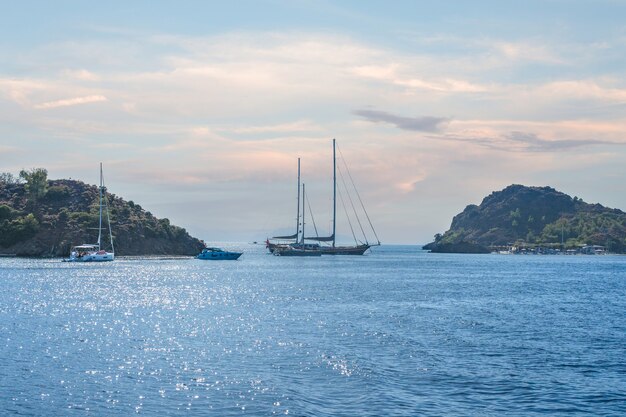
[0,169,205,257]
[424,184,626,254]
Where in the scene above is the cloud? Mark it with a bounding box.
[34,95,107,109]
[504,131,622,152]
[490,40,563,64]
[432,129,625,153]
[533,80,626,103]
[351,65,489,93]
[0,145,18,153]
[228,120,321,135]
[63,69,101,81]
[395,175,427,193]
[354,109,450,132]
[406,35,564,65]
[397,77,487,93]
[0,79,46,106]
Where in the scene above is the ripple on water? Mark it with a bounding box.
[0,248,625,416]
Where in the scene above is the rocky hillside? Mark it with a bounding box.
[424,185,626,253]
[0,170,205,257]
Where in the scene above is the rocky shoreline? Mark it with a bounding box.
[0,172,205,257]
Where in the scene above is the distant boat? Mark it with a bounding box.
[267,140,379,256]
[64,163,115,262]
[308,139,380,255]
[196,247,242,260]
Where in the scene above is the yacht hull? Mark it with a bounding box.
[196,252,242,260]
[196,247,242,260]
[273,247,321,256]
[320,245,370,255]
[64,251,114,262]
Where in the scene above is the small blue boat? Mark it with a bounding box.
[196,247,242,260]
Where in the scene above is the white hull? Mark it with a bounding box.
[65,251,114,262]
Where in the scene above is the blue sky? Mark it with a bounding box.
[1,1,625,244]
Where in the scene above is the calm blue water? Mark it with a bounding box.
[1,245,624,416]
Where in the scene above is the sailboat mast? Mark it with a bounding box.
[102,165,115,253]
[332,139,336,248]
[296,158,301,242]
[301,183,306,244]
[98,162,103,250]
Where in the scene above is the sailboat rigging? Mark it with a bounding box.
[313,139,380,255]
[266,158,321,256]
[273,182,322,256]
[266,139,379,256]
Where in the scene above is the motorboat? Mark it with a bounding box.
[196,247,242,260]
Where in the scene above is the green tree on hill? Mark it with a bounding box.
[19,168,49,204]
[0,213,39,247]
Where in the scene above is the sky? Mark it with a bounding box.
[1,0,625,244]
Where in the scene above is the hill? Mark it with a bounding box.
[0,169,205,257]
[424,184,626,253]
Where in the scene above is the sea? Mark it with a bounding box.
[0,245,624,416]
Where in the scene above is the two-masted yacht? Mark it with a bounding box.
[268,139,380,256]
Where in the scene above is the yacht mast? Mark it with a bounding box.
[98,162,103,250]
[102,166,115,253]
[296,158,301,242]
[332,139,336,248]
[301,183,306,245]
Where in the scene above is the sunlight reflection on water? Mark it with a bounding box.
[1,246,625,416]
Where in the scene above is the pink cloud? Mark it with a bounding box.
[34,95,107,109]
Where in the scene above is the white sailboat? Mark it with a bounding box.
[64,163,115,262]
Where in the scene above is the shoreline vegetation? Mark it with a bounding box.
[423,184,626,254]
[0,168,204,257]
[0,254,200,259]
[2,170,625,257]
